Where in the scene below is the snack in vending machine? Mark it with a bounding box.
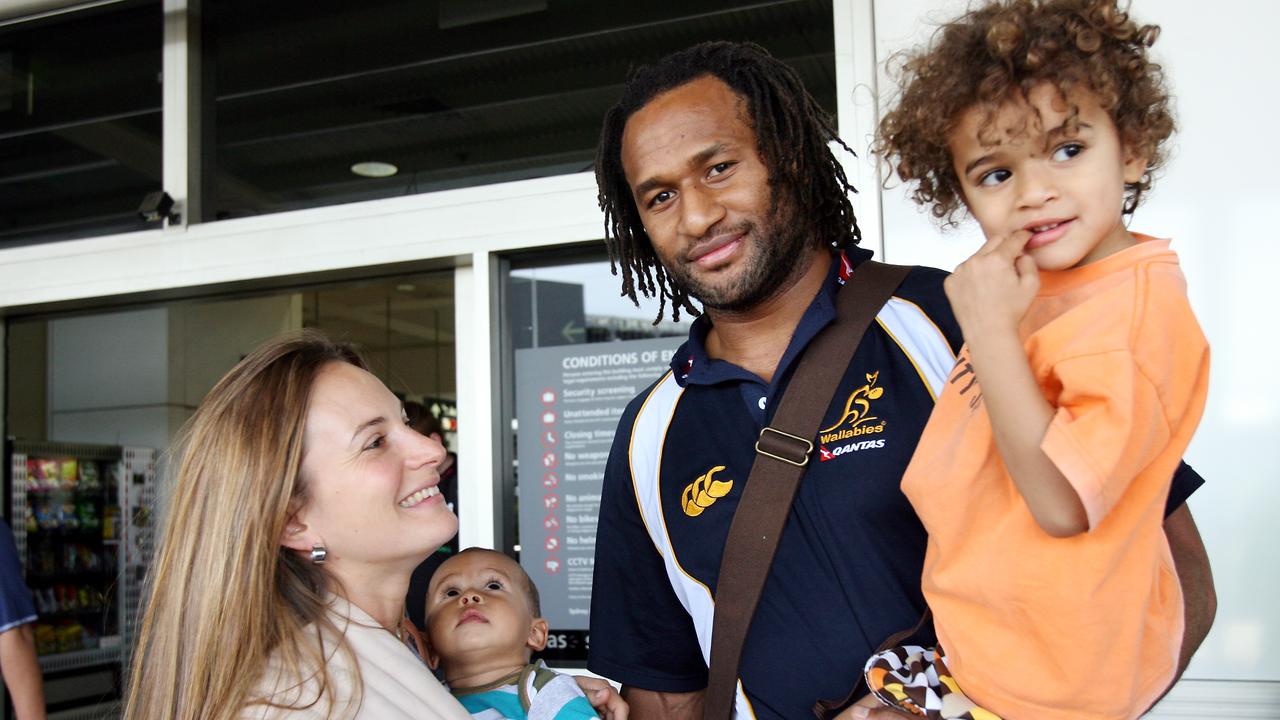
[38,459,60,489]
[55,622,83,653]
[103,505,121,540]
[60,458,79,488]
[34,624,56,655]
[59,501,79,530]
[80,461,100,490]
[77,499,100,530]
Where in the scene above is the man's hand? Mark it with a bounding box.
[574,676,628,720]
[1145,504,1216,711]
[944,231,1039,341]
[620,686,702,720]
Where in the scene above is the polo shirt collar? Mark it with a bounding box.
[670,246,873,388]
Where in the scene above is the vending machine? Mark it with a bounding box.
[5,439,156,719]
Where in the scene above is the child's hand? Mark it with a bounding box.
[944,231,1039,341]
[574,676,628,719]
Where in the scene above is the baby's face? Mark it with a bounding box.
[425,550,545,672]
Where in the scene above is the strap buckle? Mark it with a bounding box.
[755,426,813,467]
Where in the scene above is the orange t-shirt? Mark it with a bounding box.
[900,237,1209,720]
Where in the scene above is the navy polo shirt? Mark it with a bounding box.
[1,518,37,634]
[587,248,1203,719]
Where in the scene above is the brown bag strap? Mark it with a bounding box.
[703,259,913,720]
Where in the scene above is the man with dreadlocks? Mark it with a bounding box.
[586,41,1213,720]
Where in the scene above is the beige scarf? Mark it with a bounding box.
[246,596,471,720]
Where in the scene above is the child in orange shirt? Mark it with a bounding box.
[854,1,1209,719]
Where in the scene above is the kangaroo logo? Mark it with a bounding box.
[820,371,885,434]
[681,465,735,517]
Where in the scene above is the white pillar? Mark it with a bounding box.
[454,254,502,551]
[834,0,886,260]
[162,0,201,226]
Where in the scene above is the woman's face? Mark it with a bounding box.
[289,361,457,569]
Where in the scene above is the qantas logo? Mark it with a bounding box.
[819,438,886,461]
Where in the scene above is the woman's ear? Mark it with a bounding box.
[526,617,549,652]
[279,512,314,553]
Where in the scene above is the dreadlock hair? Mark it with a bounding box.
[595,41,862,324]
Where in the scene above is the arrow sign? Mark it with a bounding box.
[561,320,584,343]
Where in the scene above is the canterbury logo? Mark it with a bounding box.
[820,371,886,434]
[681,465,734,517]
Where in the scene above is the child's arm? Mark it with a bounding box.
[944,233,1088,537]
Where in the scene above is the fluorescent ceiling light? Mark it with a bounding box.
[351,161,398,178]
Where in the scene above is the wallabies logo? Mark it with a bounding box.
[820,371,885,434]
[681,466,734,517]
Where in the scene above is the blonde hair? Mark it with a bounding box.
[125,330,367,720]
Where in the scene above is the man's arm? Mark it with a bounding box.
[1165,504,1217,683]
[621,686,703,720]
[0,623,47,720]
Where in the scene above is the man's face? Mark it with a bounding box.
[620,76,810,312]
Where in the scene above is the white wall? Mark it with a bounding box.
[168,294,303,409]
[48,308,175,449]
[871,0,1280,708]
[45,296,302,449]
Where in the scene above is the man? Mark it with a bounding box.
[1,517,46,720]
[586,42,1215,719]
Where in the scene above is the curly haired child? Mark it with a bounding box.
[853,1,1210,719]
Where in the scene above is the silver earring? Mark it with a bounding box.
[310,544,328,565]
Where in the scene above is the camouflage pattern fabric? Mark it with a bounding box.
[864,645,1001,719]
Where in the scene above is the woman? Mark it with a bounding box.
[124,331,623,720]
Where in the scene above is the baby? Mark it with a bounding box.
[425,548,599,720]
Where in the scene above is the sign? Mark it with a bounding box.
[515,337,679,630]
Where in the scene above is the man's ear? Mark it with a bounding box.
[526,617,549,652]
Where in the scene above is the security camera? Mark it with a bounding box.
[137,191,177,223]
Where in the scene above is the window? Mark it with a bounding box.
[206,0,835,219]
[0,2,162,246]
[504,248,693,662]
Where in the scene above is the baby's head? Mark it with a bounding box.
[424,548,548,683]
[878,0,1174,240]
